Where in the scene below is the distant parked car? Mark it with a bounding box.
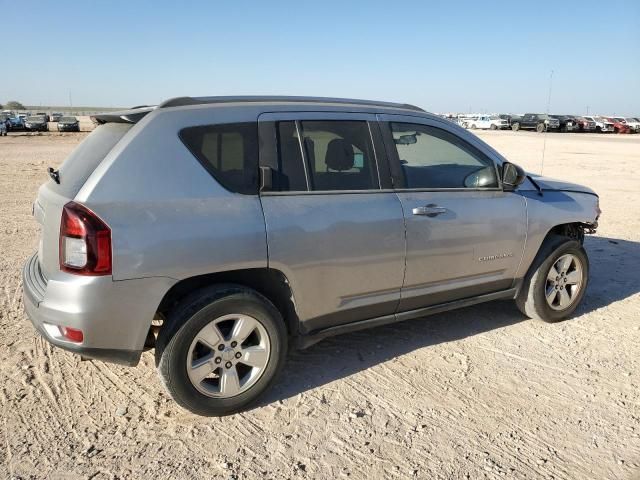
[575,117,596,132]
[605,117,631,134]
[49,113,63,122]
[511,113,560,132]
[8,116,25,131]
[612,117,640,133]
[36,112,50,122]
[498,114,514,128]
[57,116,80,132]
[466,115,509,130]
[582,116,614,133]
[551,115,580,132]
[24,115,49,132]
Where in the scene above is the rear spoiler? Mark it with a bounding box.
[90,106,156,125]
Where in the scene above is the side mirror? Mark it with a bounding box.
[502,162,526,190]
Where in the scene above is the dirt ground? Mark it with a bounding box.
[0,129,638,480]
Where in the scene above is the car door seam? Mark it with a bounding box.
[395,191,408,312]
[513,194,529,280]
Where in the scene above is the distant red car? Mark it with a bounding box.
[605,117,631,134]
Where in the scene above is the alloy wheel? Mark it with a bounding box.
[186,314,270,398]
[545,254,583,311]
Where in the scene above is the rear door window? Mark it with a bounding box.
[272,120,379,192]
[180,122,259,194]
[300,121,379,191]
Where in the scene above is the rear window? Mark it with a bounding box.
[53,123,133,197]
[179,122,258,194]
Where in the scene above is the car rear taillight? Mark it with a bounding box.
[59,326,84,343]
[59,202,112,275]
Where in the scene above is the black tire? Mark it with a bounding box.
[516,236,589,323]
[490,124,497,130]
[156,284,288,416]
[596,126,602,133]
[536,123,546,133]
[511,122,520,131]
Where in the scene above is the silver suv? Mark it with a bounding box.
[23,96,600,416]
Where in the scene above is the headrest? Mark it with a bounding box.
[325,139,354,171]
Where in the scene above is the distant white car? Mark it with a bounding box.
[583,116,615,133]
[465,115,509,130]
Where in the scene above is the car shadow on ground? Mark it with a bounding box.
[258,235,640,405]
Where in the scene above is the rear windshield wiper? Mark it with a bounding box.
[527,175,543,196]
[48,167,60,184]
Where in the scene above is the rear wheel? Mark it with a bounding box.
[490,124,497,130]
[511,122,520,131]
[516,236,588,322]
[156,285,287,416]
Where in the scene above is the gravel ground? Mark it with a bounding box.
[0,129,638,480]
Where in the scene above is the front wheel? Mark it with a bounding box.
[536,123,546,133]
[156,285,287,416]
[511,122,520,131]
[490,124,497,130]
[516,237,589,322]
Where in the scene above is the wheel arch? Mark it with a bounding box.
[156,268,300,340]
[517,221,590,292]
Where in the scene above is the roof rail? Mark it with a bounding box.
[158,96,425,112]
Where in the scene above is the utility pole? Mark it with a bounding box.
[586,105,589,115]
[69,91,73,113]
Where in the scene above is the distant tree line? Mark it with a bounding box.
[1,101,26,110]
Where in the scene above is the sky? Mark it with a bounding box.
[3,0,639,115]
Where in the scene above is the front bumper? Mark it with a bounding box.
[57,125,79,131]
[22,253,175,366]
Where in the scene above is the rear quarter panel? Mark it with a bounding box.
[76,106,268,281]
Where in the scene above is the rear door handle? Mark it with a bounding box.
[412,204,447,217]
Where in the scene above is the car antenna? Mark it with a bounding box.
[540,69,554,175]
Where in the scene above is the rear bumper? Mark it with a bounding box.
[22,253,175,366]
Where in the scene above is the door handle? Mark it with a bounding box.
[412,204,447,217]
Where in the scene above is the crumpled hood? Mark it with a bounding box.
[527,174,597,196]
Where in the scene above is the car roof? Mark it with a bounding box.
[91,95,429,125]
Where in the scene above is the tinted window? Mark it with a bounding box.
[274,120,379,192]
[273,121,308,191]
[180,122,258,194]
[390,123,498,189]
[300,121,378,191]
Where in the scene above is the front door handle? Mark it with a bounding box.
[412,204,447,217]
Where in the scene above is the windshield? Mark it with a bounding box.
[60,117,77,122]
[26,116,45,122]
